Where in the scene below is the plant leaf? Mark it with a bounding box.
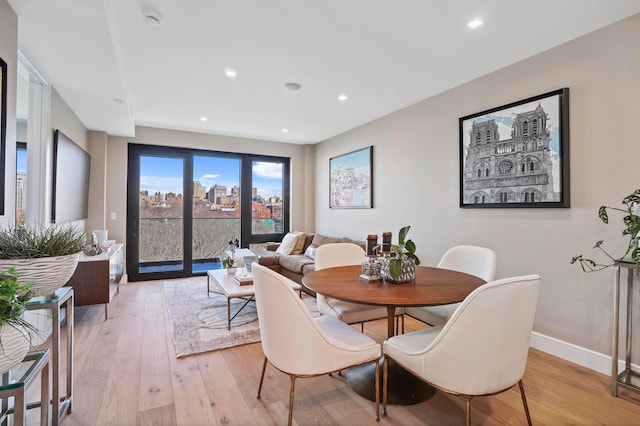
[598,206,609,224]
[398,226,410,246]
[389,258,402,280]
[593,240,603,248]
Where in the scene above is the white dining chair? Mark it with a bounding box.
[383,274,540,426]
[405,245,496,325]
[252,263,381,425]
[315,243,402,331]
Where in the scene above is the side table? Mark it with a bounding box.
[0,350,50,426]
[612,260,639,397]
[26,287,74,425]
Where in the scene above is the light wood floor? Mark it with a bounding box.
[23,278,640,425]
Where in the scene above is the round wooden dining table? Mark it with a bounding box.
[302,264,486,405]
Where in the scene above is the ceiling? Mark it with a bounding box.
[8,1,640,144]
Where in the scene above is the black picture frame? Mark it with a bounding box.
[0,57,7,215]
[459,88,570,208]
[329,146,373,209]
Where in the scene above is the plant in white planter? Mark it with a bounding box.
[0,225,87,296]
[378,225,421,283]
[0,267,38,374]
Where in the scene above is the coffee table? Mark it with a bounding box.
[207,268,302,330]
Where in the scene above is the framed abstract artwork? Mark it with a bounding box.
[329,146,373,209]
[459,88,570,208]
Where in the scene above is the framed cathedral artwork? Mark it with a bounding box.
[329,146,373,208]
[459,88,570,209]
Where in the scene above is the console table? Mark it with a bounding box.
[66,243,123,320]
[0,350,50,426]
[25,287,73,426]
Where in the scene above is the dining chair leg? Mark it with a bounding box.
[257,357,268,398]
[519,380,533,426]
[288,375,297,426]
[374,359,380,421]
[382,356,389,415]
[465,396,472,426]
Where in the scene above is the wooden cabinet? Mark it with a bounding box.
[65,243,123,319]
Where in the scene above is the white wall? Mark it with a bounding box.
[315,14,640,357]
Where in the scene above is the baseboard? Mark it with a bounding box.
[530,331,639,377]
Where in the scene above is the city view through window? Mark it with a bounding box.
[137,155,284,272]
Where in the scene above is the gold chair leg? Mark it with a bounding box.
[375,359,380,421]
[519,380,533,425]
[257,357,268,398]
[383,356,389,415]
[465,396,472,426]
[288,375,297,426]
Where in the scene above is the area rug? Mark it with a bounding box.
[163,276,319,358]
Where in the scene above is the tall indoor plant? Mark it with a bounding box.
[571,189,640,272]
[0,225,87,296]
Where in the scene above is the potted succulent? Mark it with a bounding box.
[378,225,421,283]
[571,189,640,272]
[0,225,87,296]
[0,267,38,374]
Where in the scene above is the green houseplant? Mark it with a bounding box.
[0,267,38,374]
[571,189,640,272]
[0,225,87,296]
[379,225,421,282]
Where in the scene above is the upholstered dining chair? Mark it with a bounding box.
[406,245,497,326]
[252,263,381,425]
[315,243,401,332]
[383,274,540,426]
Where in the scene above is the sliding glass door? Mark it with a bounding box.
[127,144,289,281]
[192,154,241,272]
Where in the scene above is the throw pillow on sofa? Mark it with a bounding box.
[292,231,307,255]
[304,244,317,260]
[276,232,305,255]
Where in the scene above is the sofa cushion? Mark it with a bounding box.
[311,234,343,247]
[279,255,314,274]
[301,263,316,276]
[276,232,302,255]
[303,244,317,260]
[292,231,307,255]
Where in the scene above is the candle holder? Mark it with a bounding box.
[360,257,382,282]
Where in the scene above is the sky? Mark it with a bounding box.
[140,156,283,198]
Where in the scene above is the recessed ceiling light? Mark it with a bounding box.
[282,128,289,133]
[225,68,237,78]
[200,116,208,122]
[338,94,348,102]
[283,82,302,91]
[143,9,162,25]
[468,19,483,29]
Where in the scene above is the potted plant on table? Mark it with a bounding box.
[378,225,421,283]
[571,189,640,272]
[0,225,87,296]
[0,267,38,375]
[221,238,240,274]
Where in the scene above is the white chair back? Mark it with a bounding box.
[315,242,367,271]
[252,263,364,375]
[411,275,539,395]
[437,245,497,282]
